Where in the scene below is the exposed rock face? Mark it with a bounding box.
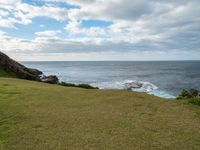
[0,51,59,83]
[41,75,59,84]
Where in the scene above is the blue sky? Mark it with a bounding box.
[0,0,200,61]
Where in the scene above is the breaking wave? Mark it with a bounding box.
[94,80,175,99]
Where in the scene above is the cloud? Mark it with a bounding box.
[0,0,21,5]
[1,29,200,61]
[0,1,69,28]
[0,30,6,35]
[15,3,69,21]
[63,0,199,43]
[35,30,61,37]
[0,0,200,60]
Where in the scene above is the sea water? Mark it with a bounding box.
[22,61,200,98]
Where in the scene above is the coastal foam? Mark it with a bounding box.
[95,80,175,99]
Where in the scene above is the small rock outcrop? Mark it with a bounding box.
[0,51,58,83]
[41,75,59,84]
[124,82,143,89]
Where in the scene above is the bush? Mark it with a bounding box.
[177,88,199,99]
[59,82,76,87]
[177,89,191,99]
[190,88,199,98]
[177,88,200,106]
[188,98,200,106]
[58,82,99,89]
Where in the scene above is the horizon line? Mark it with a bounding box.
[20,60,200,62]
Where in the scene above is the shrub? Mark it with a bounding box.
[176,88,199,100]
[188,98,200,106]
[59,82,76,87]
[190,88,199,98]
[177,89,191,99]
[176,88,200,106]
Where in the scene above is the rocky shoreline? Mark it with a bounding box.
[0,51,59,84]
[0,51,99,89]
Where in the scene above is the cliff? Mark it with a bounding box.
[0,51,58,83]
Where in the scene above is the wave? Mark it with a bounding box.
[94,80,175,99]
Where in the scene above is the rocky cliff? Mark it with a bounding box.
[0,51,58,83]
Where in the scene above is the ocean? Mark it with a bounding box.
[22,61,200,98]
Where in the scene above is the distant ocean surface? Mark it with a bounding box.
[22,61,200,98]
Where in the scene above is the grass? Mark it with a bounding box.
[0,78,200,150]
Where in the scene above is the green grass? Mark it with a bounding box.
[0,78,200,150]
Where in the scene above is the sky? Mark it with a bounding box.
[0,0,200,61]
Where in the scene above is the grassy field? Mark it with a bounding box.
[0,78,200,150]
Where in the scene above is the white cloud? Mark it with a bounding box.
[0,1,69,28]
[15,3,69,21]
[0,30,199,61]
[65,20,107,37]
[0,0,200,60]
[0,0,21,5]
[35,30,61,37]
[0,17,15,28]
[0,30,6,35]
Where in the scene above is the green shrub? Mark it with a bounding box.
[59,82,76,87]
[177,89,191,99]
[190,88,199,98]
[188,98,200,106]
[177,89,199,99]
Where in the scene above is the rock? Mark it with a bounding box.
[124,82,143,89]
[41,75,59,84]
[0,51,59,84]
[24,68,43,76]
[0,51,43,80]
